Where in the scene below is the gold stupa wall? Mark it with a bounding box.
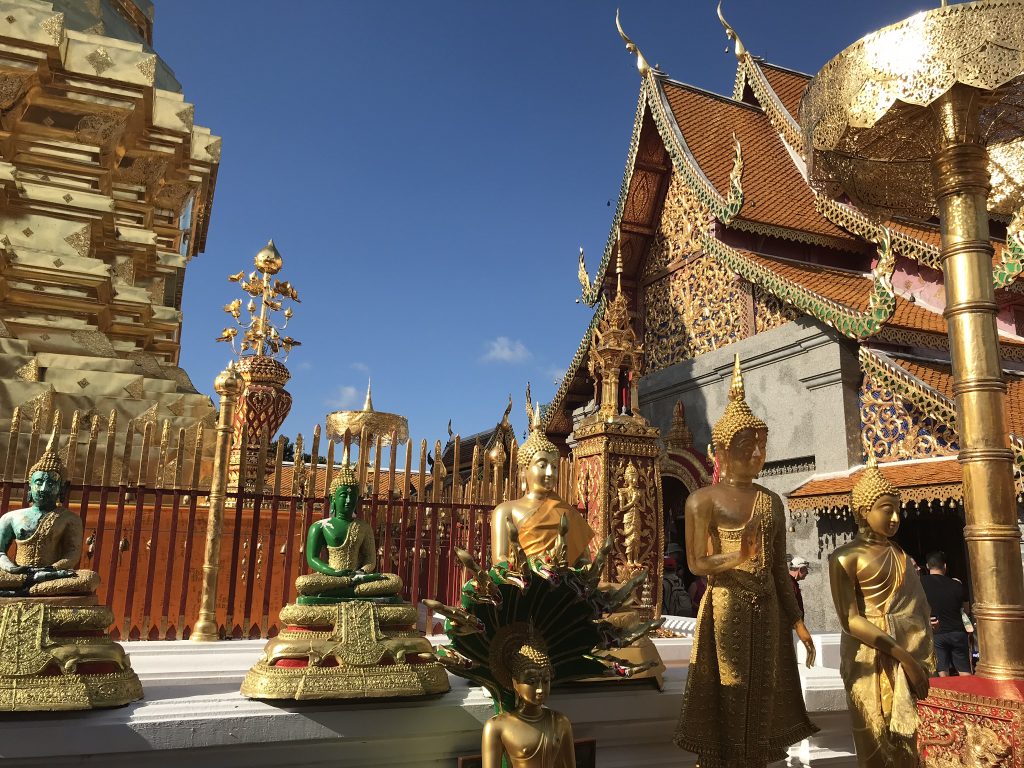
[0,0,220,439]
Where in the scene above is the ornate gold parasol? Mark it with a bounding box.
[325,381,409,445]
[800,0,1024,681]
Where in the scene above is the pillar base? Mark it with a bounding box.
[917,676,1024,765]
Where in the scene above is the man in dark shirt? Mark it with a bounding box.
[789,556,809,618]
[920,550,972,676]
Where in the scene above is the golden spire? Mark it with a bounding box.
[363,379,373,411]
[616,228,624,297]
[851,455,900,514]
[717,2,747,59]
[519,397,558,468]
[218,239,301,361]
[615,9,652,77]
[711,354,767,449]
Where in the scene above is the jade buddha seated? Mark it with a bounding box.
[0,449,99,598]
[294,465,401,603]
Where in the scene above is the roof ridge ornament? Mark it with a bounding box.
[615,9,654,77]
[717,1,747,59]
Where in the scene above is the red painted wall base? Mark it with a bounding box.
[917,677,1024,766]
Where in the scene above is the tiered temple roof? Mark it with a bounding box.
[546,13,1024,511]
[0,0,221,437]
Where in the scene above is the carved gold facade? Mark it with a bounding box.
[641,173,751,373]
[860,373,959,463]
[0,1,220,445]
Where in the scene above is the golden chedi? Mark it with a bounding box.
[675,355,817,767]
[0,434,142,710]
[829,458,934,767]
[241,462,448,700]
[491,400,664,687]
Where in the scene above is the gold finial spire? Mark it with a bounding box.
[728,353,744,402]
[363,379,373,411]
[717,1,746,59]
[218,239,301,361]
[519,394,558,468]
[615,9,652,77]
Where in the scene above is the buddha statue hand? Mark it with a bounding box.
[27,566,79,584]
[0,554,28,574]
[794,620,816,668]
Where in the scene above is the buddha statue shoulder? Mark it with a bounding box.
[0,434,99,597]
[829,457,934,768]
[491,403,593,568]
[675,355,817,768]
[294,462,401,603]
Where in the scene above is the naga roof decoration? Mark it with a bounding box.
[704,233,896,340]
[541,298,606,432]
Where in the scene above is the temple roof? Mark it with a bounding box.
[661,80,855,246]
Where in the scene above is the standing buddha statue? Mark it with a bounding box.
[829,458,934,767]
[241,461,448,700]
[675,355,817,767]
[0,433,142,710]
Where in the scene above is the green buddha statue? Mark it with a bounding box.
[0,447,99,597]
[241,461,448,700]
[0,433,142,711]
[294,465,401,603]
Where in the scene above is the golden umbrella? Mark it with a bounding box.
[325,381,409,445]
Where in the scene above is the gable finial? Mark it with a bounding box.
[717,1,746,59]
[615,9,651,77]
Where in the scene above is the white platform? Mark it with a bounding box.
[0,632,857,767]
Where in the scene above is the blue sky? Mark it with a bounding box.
[157,0,932,446]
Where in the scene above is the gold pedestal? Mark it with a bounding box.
[0,598,143,711]
[240,601,450,700]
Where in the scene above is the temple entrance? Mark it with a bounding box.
[662,475,691,583]
[894,502,970,593]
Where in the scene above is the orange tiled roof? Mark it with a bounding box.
[661,81,856,245]
[887,354,1024,436]
[788,457,962,502]
[757,62,810,118]
[743,251,948,336]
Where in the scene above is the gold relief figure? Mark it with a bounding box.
[675,355,817,768]
[490,403,593,568]
[619,462,641,564]
[829,458,934,767]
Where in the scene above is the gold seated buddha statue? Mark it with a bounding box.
[241,463,449,700]
[490,404,664,687]
[0,434,142,711]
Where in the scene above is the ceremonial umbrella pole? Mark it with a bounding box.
[191,361,243,642]
[801,0,1024,755]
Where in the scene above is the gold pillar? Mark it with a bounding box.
[933,86,1024,680]
[192,361,244,642]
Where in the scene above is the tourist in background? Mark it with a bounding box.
[920,551,973,676]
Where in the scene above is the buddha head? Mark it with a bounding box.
[519,403,560,495]
[328,463,360,521]
[508,633,553,708]
[710,355,768,483]
[851,456,901,538]
[27,433,67,512]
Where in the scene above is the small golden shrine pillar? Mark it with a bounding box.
[572,245,663,620]
[216,240,301,493]
[192,361,243,642]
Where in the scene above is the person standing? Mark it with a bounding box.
[789,556,810,618]
[919,551,973,676]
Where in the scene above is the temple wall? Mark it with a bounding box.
[639,318,863,632]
